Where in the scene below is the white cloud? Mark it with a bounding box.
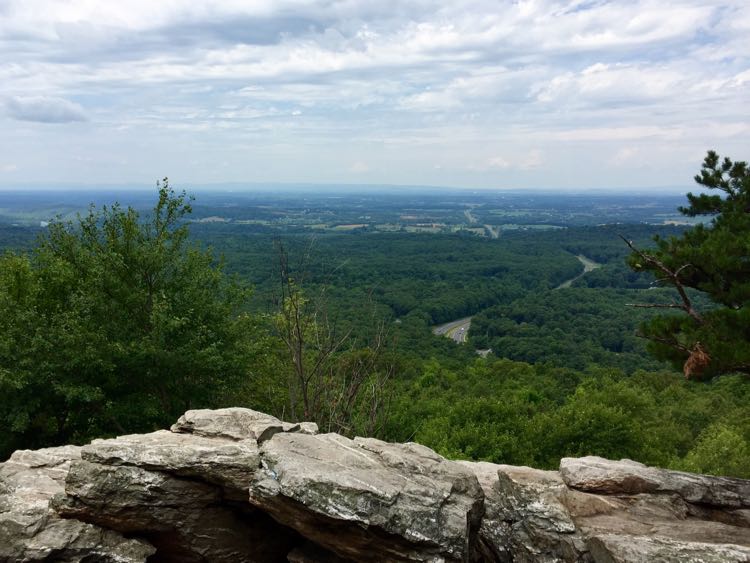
[520,149,542,170]
[550,126,684,142]
[534,62,687,106]
[349,161,370,173]
[0,0,748,187]
[5,96,87,123]
[470,151,542,172]
[610,147,640,166]
[487,156,510,169]
[399,88,461,111]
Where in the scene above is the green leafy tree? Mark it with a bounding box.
[680,423,750,478]
[624,151,750,378]
[0,181,262,458]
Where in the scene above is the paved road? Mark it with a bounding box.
[432,317,472,343]
[433,255,602,345]
[555,254,602,289]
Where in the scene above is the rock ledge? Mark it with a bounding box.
[1,409,748,562]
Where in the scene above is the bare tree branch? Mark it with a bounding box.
[626,303,687,310]
[633,330,691,353]
[272,239,393,435]
[619,235,703,323]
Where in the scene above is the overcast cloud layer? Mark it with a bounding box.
[1,0,748,190]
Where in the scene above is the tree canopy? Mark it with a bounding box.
[0,181,261,457]
[626,151,750,379]
[1,179,748,476]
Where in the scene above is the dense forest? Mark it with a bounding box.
[0,154,748,478]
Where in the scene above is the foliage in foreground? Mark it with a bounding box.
[386,357,750,478]
[0,182,262,457]
[263,241,394,436]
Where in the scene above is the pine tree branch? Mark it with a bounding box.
[620,235,703,324]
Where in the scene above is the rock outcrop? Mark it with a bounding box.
[250,432,484,562]
[0,446,154,562]
[460,461,590,562]
[1,408,749,562]
[559,456,750,562]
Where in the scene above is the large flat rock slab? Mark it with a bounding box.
[588,534,750,563]
[57,459,295,563]
[250,432,485,562]
[559,456,750,562]
[82,429,261,497]
[0,446,154,562]
[560,456,750,507]
[172,407,318,442]
[55,427,299,563]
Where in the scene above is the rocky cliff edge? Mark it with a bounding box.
[1,408,749,562]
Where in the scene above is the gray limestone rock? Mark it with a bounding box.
[460,461,590,562]
[82,429,260,497]
[249,432,485,562]
[5,409,750,563]
[565,488,750,555]
[587,534,750,563]
[57,461,295,562]
[171,406,318,442]
[560,456,750,507]
[0,446,154,563]
[559,458,750,563]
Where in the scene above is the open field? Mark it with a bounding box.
[0,191,692,235]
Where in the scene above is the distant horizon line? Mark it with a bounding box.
[0,180,697,196]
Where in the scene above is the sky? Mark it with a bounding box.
[1,0,748,191]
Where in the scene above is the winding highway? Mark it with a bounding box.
[433,254,602,345]
[432,316,472,343]
[554,255,602,289]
